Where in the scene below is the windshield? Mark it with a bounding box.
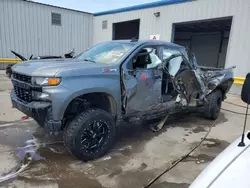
[76,42,135,64]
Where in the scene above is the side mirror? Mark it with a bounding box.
[241,73,250,104]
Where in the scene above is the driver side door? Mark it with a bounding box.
[121,45,163,116]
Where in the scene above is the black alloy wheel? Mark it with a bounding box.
[63,108,116,161]
[79,120,109,153]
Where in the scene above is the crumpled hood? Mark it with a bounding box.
[11,59,111,77]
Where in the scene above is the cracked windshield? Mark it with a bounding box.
[77,42,135,64]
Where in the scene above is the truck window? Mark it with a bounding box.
[162,47,188,77]
[76,42,135,64]
[132,47,162,69]
[163,48,179,61]
[168,56,183,77]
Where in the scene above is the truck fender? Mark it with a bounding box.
[59,88,120,120]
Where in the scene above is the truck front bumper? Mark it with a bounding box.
[11,90,62,131]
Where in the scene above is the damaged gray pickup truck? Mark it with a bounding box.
[11,40,234,161]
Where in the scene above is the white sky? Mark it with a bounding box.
[34,0,160,13]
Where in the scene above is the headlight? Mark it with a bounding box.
[32,91,51,101]
[32,77,61,86]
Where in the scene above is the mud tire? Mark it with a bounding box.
[63,108,116,161]
[204,89,222,120]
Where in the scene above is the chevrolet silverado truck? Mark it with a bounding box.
[10,40,235,161]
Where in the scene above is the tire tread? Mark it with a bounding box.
[63,108,116,161]
[204,89,222,120]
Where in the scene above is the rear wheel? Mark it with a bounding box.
[63,108,116,161]
[204,89,222,120]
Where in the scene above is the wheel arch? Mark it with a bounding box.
[214,78,234,100]
[62,91,118,127]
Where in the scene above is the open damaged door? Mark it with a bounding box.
[175,70,204,102]
[122,46,163,115]
[166,55,205,103]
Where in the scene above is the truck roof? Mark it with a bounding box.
[109,39,185,49]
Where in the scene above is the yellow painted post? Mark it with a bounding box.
[234,77,245,85]
[0,59,21,63]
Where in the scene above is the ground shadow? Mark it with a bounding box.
[114,112,227,152]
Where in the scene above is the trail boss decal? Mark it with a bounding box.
[102,68,117,73]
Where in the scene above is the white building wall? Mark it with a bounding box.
[93,0,250,78]
[0,0,93,58]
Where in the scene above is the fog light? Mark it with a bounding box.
[32,91,51,101]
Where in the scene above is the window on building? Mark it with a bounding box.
[102,20,108,29]
[52,13,61,26]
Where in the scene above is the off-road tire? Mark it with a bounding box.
[63,108,116,161]
[204,89,222,120]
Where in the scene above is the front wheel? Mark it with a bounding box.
[63,108,116,161]
[204,89,222,120]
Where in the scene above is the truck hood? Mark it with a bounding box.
[190,131,250,188]
[12,59,112,77]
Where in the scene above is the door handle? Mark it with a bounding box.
[154,75,161,79]
[128,70,136,77]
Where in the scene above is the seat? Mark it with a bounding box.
[133,49,149,69]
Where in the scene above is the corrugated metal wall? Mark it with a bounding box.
[0,0,93,58]
[93,0,250,78]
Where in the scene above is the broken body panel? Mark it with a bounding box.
[121,43,234,121]
[201,66,235,97]
[123,67,162,115]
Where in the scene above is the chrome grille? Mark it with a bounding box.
[14,86,32,102]
[13,72,32,84]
